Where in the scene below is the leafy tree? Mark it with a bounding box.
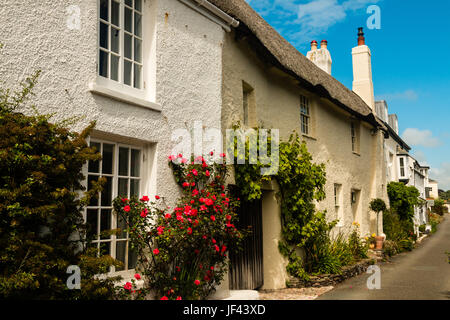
[387,182,419,221]
[432,198,446,216]
[0,71,120,299]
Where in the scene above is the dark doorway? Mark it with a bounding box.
[229,198,263,290]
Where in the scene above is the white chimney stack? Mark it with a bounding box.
[352,27,375,111]
[307,40,332,75]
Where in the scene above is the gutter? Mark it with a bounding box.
[179,0,239,32]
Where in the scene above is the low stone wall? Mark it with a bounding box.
[287,259,376,288]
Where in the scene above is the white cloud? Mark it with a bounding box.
[411,150,428,166]
[376,90,419,101]
[247,0,381,47]
[401,128,442,148]
[430,162,450,191]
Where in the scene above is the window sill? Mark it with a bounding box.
[89,81,162,112]
[301,134,317,141]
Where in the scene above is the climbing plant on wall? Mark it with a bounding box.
[233,128,336,279]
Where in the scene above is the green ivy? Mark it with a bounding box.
[234,129,341,277]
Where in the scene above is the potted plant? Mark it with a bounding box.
[369,199,387,250]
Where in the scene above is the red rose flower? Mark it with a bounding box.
[205,170,210,177]
[161,296,168,300]
[182,182,189,187]
[140,208,148,218]
[210,215,216,221]
[204,198,214,206]
[140,195,149,202]
[187,227,192,235]
[194,280,201,286]
[153,248,160,255]
[210,151,214,156]
[176,296,182,300]
[123,205,131,212]
[123,282,132,291]
[121,198,128,203]
[191,169,198,176]
[134,273,141,280]
[165,213,172,219]
[155,195,160,200]
[226,215,232,221]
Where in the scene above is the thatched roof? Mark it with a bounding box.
[209,0,386,129]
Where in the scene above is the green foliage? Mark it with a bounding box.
[113,154,243,300]
[383,209,415,254]
[387,182,419,221]
[432,198,446,216]
[383,240,399,257]
[428,212,443,234]
[348,224,369,260]
[234,130,368,277]
[369,198,387,213]
[0,72,120,299]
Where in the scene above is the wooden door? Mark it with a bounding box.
[229,199,263,290]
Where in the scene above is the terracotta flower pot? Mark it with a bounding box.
[375,236,384,250]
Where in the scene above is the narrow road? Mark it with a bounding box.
[318,214,450,300]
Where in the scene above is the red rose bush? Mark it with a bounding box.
[113,153,243,300]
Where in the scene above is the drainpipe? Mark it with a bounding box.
[192,0,240,28]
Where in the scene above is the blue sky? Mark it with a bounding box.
[246,0,450,190]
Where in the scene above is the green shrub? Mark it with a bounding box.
[387,182,419,221]
[0,72,120,299]
[418,224,426,233]
[348,224,369,260]
[383,240,399,257]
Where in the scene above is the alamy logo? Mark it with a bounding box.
[66,5,81,30]
[66,265,81,290]
[171,121,279,175]
[366,265,381,290]
[367,5,381,30]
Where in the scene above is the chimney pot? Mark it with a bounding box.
[321,40,328,48]
[310,40,318,51]
[357,27,365,46]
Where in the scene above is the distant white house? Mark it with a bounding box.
[375,100,429,233]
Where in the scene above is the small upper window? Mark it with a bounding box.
[98,0,143,89]
[300,95,310,135]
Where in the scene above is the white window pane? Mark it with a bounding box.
[100,209,112,240]
[99,22,108,49]
[134,38,142,63]
[130,179,140,197]
[119,147,129,176]
[124,7,133,33]
[124,33,132,59]
[111,0,120,26]
[110,55,119,81]
[118,178,129,197]
[133,63,141,89]
[111,27,120,54]
[130,149,141,177]
[128,246,138,269]
[134,12,142,37]
[115,241,126,271]
[124,60,132,85]
[100,0,109,21]
[99,50,108,77]
[135,0,142,12]
[101,177,113,207]
[87,209,99,239]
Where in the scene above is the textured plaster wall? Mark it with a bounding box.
[0,0,224,203]
[0,0,227,292]
[222,32,386,243]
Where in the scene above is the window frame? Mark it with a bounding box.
[300,95,310,135]
[85,138,143,274]
[97,0,144,90]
